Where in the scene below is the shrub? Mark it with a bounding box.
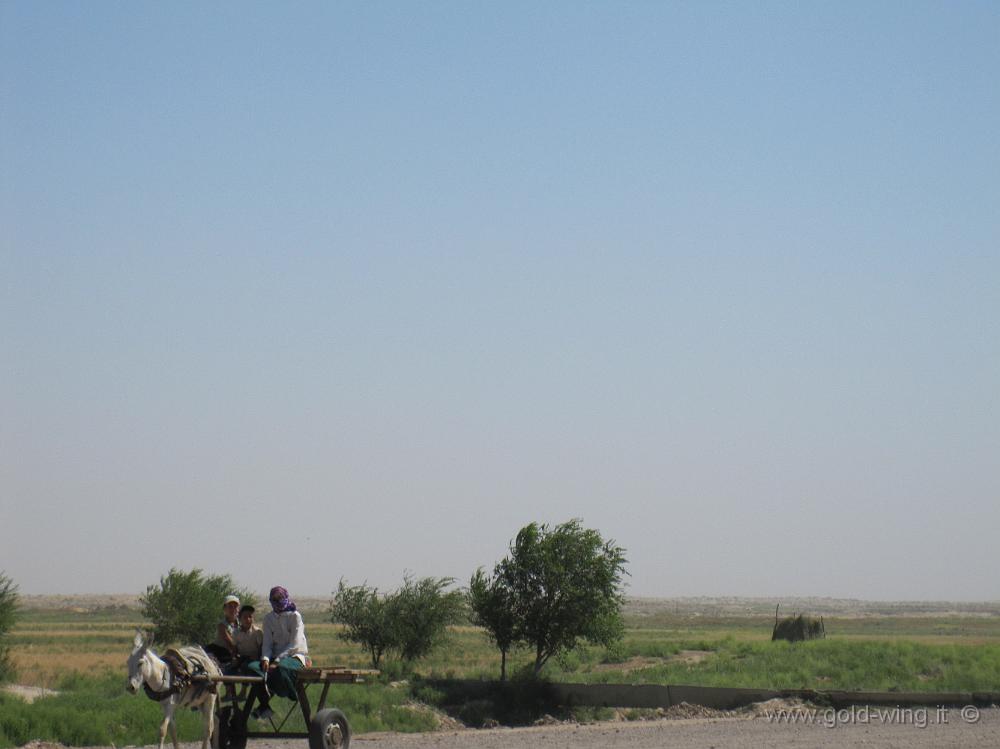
[139,568,255,645]
[390,576,465,662]
[0,573,18,682]
[330,580,395,668]
[331,575,465,668]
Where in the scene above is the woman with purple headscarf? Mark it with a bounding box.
[246,586,310,720]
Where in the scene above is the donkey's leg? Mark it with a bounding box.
[201,695,217,749]
[158,704,172,749]
[166,703,180,749]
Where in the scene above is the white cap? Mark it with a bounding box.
[223,595,240,606]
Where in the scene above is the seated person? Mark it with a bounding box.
[221,604,263,702]
[204,594,240,664]
[234,604,263,663]
[246,586,309,720]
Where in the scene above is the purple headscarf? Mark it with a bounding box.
[269,586,297,614]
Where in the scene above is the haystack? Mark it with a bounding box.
[771,605,825,642]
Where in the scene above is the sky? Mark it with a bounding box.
[1,2,997,602]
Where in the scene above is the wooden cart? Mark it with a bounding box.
[205,668,378,749]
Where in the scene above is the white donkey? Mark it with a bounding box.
[126,630,221,749]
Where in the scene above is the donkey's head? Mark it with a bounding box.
[126,629,152,694]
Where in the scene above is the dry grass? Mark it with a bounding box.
[11,653,125,689]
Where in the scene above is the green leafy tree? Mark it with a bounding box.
[329,580,395,668]
[469,567,517,680]
[390,575,465,662]
[330,575,465,668]
[0,572,19,682]
[140,568,255,645]
[476,520,627,677]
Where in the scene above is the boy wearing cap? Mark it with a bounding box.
[205,594,241,664]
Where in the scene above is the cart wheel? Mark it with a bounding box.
[309,708,350,749]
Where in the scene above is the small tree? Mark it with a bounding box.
[480,520,627,677]
[329,580,395,668]
[140,568,255,645]
[469,567,517,681]
[330,575,465,668]
[0,572,19,682]
[390,575,465,662]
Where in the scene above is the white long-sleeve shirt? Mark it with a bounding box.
[261,610,309,664]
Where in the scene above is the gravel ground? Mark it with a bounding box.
[357,708,1000,749]
[303,708,1000,749]
[20,706,995,749]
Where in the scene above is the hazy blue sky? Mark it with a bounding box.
[2,2,997,601]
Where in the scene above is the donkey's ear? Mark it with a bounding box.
[134,629,144,649]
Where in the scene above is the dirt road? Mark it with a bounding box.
[19,707,997,749]
[89,707,996,749]
[349,708,999,748]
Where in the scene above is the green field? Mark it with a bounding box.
[2,599,999,747]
